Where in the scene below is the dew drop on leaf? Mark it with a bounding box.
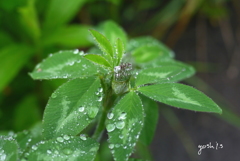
[73,49,79,54]
[80,134,87,140]
[118,112,127,120]
[116,121,125,129]
[107,112,114,119]
[51,93,57,99]
[31,145,37,150]
[87,107,99,119]
[98,97,103,102]
[47,150,52,154]
[109,144,114,149]
[56,136,64,142]
[78,106,85,112]
[63,148,73,155]
[106,124,115,132]
[63,135,70,140]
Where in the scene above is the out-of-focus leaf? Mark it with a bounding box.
[30,50,99,80]
[84,54,112,68]
[13,95,41,131]
[0,31,13,48]
[0,44,33,91]
[138,83,222,114]
[98,20,127,47]
[89,29,114,64]
[0,135,18,161]
[43,25,92,48]
[43,0,87,31]
[139,95,158,145]
[27,136,99,161]
[42,77,102,139]
[106,92,144,161]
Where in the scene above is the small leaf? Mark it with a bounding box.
[0,135,18,161]
[138,83,222,113]
[0,44,33,91]
[139,95,158,145]
[43,77,102,139]
[43,25,92,48]
[98,20,128,48]
[30,50,99,80]
[27,136,99,161]
[89,29,114,64]
[43,0,87,31]
[106,92,144,161]
[135,66,185,87]
[84,54,112,68]
[115,38,125,65]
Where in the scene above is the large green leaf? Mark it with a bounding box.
[98,20,128,48]
[30,50,98,80]
[135,66,185,87]
[0,136,18,161]
[43,0,87,31]
[89,29,114,64]
[84,54,112,68]
[43,77,102,139]
[106,92,144,161]
[27,136,99,161]
[138,83,222,113]
[43,25,92,48]
[139,95,158,145]
[0,44,33,91]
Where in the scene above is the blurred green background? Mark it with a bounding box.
[0,0,240,160]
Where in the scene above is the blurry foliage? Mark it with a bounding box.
[0,0,239,157]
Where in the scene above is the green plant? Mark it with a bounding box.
[0,23,221,161]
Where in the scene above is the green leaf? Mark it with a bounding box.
[139,59,195,82]
[27,136,99,161]
[84,54,112,68]
[132,44,173,63]
[135,66,185,87]
[0,136,18,161]
[115,38,125,65]
[106,92,144,161]
[0,44,33,91]
[139,95,158,145]
[43,77,102,139]
[43,0,87,31]
[98,20,128,48]
[89,29,114,64]
[30,50,98,80]
[138,83,222,114]
[127,36,174,58]
[43,25,92,48]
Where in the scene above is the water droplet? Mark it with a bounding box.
[54,150,59,154]
[118,112,127,120]
[63,148,73,155]
[98,87,103,93]
[73,49,79,54]
[119,135,123,139]
[90,146,99,152]
[115,144,120,148]
[107,113,114,119]
[78,106,85,112]
[98,97,103,102]
[56,136,64,142]
[109,144,114,149]
[47,150,52,154]
[116,121,125,129]
[106,124,115,132]
[63,135,70,140]
[80,134,87,140]
[51,93,57,98]
[87,107,99,119]
[31,145,38,150]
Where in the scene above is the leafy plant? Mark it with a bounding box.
[0,23,221,161]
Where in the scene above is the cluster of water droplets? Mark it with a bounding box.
[106,112,127,133]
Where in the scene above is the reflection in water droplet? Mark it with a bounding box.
[107,113,114,119]
[109,144,114,149]
[63,148,73,155]
[78,106,85,112]
[80,134,87,140]
[106,124,115,132]
[63,135,70,140]
[56,137,64,142]
[116,121,125,129]
[87,107,99,119]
